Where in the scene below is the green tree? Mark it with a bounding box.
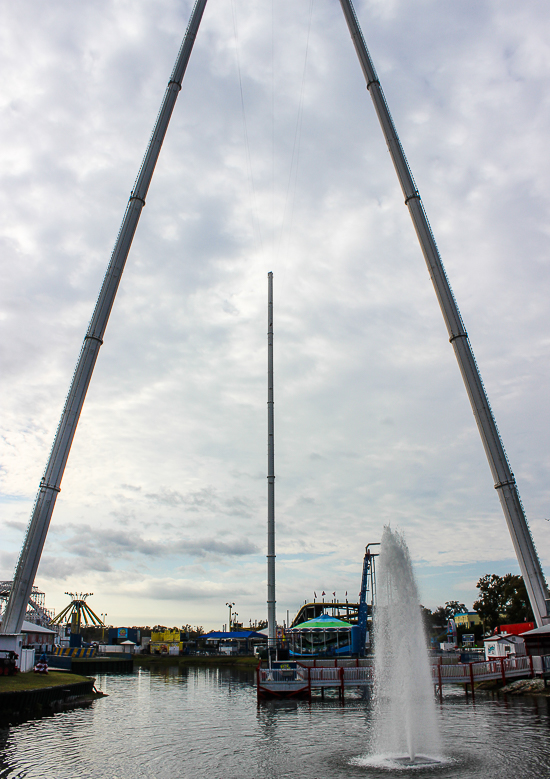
[473,573,534,631]
[431,606,447,629]
[431,601,468,629]
[444,601,468,617]
[419,605,434,637]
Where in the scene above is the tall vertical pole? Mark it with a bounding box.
[226,601,235,632]
[267,272,277,649]
[338,0,549,626]
[1,0,209,636]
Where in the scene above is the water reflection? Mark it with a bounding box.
[0,666,549,778]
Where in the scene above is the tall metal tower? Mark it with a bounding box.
[338,0,549,626]
[0,0,210,636]
[267,272,277,649]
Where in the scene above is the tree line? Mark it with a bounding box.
[420,573,534,636]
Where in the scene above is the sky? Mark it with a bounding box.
[1,0,549,631]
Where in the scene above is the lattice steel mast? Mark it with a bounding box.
[339,0,549,626]
[1,0,209,636]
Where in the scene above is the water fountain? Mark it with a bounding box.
[361,526,443,769]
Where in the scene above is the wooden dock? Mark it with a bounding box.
[257,654,550,699]
[47,653,133,674]
[257,659,372,699]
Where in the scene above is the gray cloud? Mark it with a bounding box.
[51,523,258,565]
[138,579,252,602]
[4,520,27,532]
[120,484,142,492]
[181,538,259,558]
[1,0,549,625]
[144,486,256,518]
[37,554,113,580]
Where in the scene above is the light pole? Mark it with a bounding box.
[226,602,235,632]
[100,614,107,643]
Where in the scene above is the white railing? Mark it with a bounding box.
[258,665,373,686]
[309,668,340,682]
[297,658,373,668]
[258,669,304,683]
[343,667,373,682]
[432,654,534,685]
[259,654,550,691]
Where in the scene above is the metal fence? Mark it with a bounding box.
[259,654,550,689]
[432,654,535,685]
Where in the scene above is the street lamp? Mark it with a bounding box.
[226,602,235,632]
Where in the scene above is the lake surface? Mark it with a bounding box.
[1,665,550,778]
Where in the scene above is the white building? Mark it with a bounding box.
[484,633,526,660]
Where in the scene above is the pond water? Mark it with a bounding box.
[1,665,549,778]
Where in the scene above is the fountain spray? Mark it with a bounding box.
[372,526,442,766]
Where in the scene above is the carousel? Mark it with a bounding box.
[287,614,358,657]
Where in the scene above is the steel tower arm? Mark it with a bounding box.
[339,0,549,626]
[1,0,209,636]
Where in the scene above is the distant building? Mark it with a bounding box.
[108,627,141,645]
[495,622,535,636]
[520,625,550,656]
[454,612,481,630]
[203,630,267,655]
[484,633,526,660]
[21,620,57,651]
[150,628,185,654]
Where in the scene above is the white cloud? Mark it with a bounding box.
[1,0,549,626]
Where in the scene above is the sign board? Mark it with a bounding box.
[462,634,475,645]
[117,628,128,640]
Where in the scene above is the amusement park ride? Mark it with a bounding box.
[50,593,104,647]
[0,581,53,626]
[1,0,549,649]
[291,544,378,651]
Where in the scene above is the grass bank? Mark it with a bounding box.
[0,671,91,693]
[0,672,104,724]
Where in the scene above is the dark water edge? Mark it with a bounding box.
[0,680,99,726]
[1,665,550,779]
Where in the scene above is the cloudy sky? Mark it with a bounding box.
[1,0,549,630]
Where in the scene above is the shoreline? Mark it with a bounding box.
[133,654,258,668]
[0,672,105,724]
[476,678,550,696]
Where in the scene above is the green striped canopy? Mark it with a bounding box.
[290,614,352,631]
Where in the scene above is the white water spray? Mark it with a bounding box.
[371,526,442,766]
